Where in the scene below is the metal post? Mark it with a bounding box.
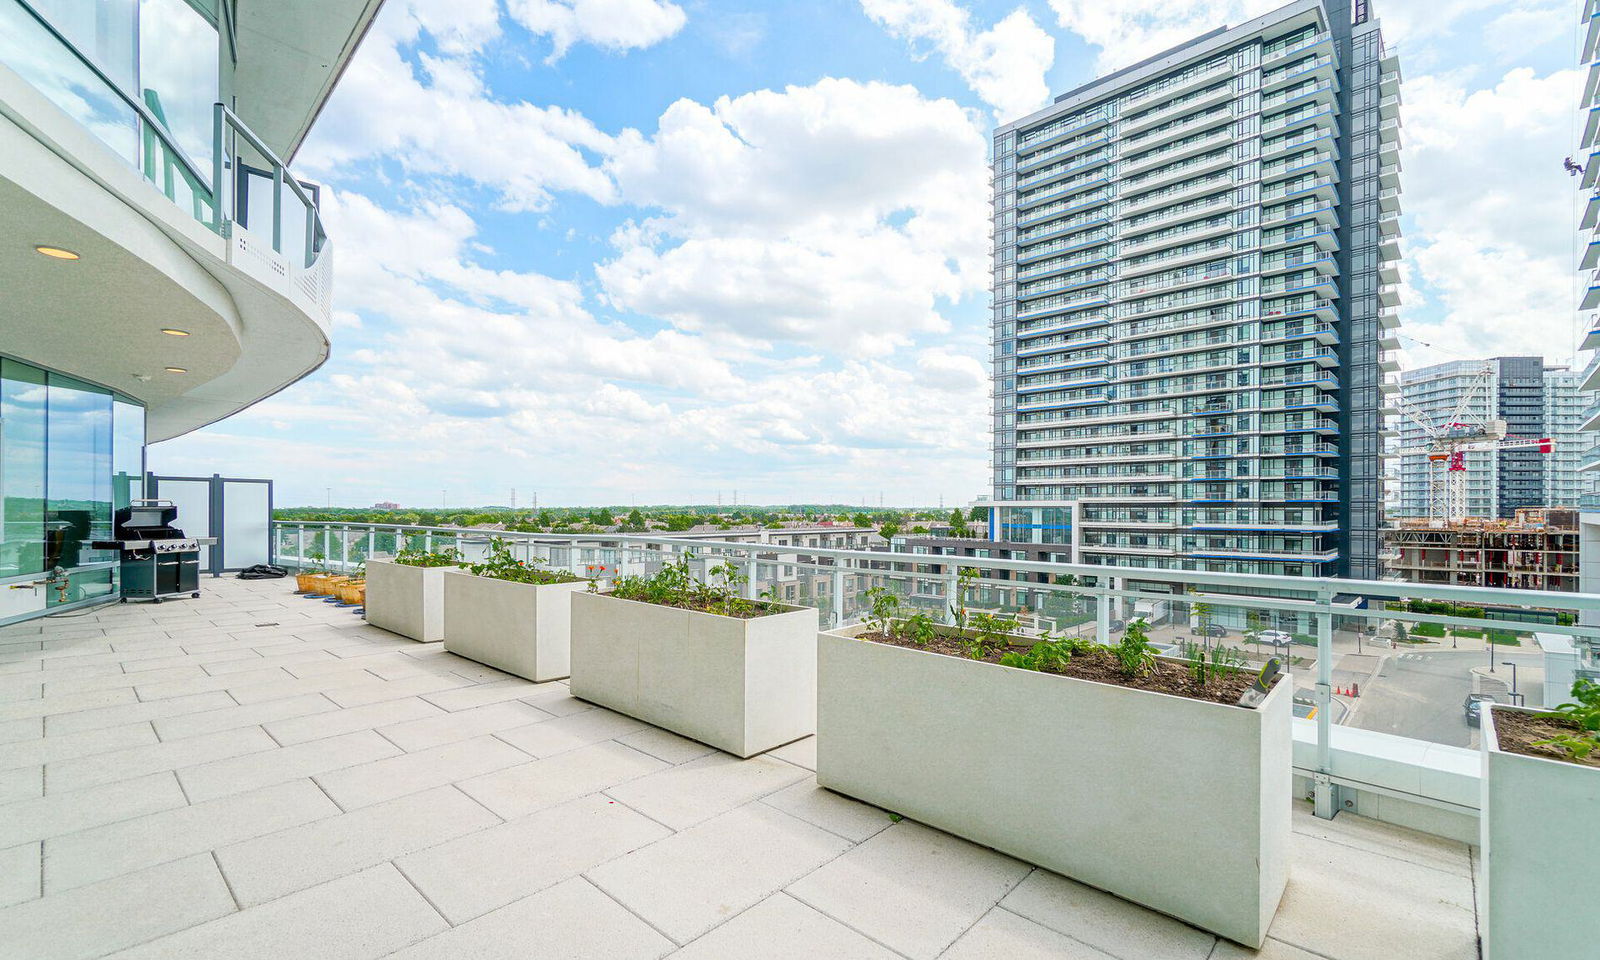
[339,526,349,574]
[831,567,846,628]
[366,529,375,562]
[271,163,284,253]
[943,571,960,626]
[743,558,758,600]
[1095,581,1111,645]
[211,103,225,231]
[1313,598,1339,820]
[296,525,305,570]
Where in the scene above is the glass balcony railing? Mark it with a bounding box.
[1,0,328,277]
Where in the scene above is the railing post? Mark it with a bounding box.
[211,102,225,232]
[943,570,960,626]
[1096,584,1111,645]
[339,525,349,573]
[1313,594,1339,820]
[271,163,284,254]
[743,557,759,600]
[831,566,846,628]
[295,524,304,569]
[366,529,375,562]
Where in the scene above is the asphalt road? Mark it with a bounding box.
[1349,648,1544,748]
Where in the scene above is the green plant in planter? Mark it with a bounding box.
[863,587,901,637]
[1180,639,1245,686]
[394,545,461,568]
[465,537,580,585]
[898,610,938,646]
[1113,618,1157,678]
[608,553,776,618]
[305,549,328,575]
[999,636,1085,673]
[1532,679,1600,762]
[964,611,1020,660]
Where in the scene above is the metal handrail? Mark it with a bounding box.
[213,103,326,268]
[11,0,325,270]
[12,0,213,200]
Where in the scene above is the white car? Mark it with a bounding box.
[1256,630,1293,644]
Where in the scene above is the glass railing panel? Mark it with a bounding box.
[0,1,139,165]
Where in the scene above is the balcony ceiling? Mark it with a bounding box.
[232,0,388,162]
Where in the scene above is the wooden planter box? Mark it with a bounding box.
[1481,705,1600,960]
[442,572,589,682]
[816,625,1290,948]
[364,559,448,643]
[569,592,819,758]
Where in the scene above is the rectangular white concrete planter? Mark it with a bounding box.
[1481,705,1600,960]
[569,592,819,758]
[364,559,448,643]
[442,572,589,682]
[816,626,1291,948]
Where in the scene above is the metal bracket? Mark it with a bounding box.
[1312,771,1342,820]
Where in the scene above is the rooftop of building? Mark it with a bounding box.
[1389,508,1579,533]
[0,576,1481,959]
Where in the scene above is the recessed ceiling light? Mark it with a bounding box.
[161,328,189,336]
[164,366,188,374]
[34,245,79,260]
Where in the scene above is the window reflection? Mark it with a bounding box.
[1,360,47,580]
[46,373,114,571]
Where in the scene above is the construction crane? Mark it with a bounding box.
[1394,362,1554,523]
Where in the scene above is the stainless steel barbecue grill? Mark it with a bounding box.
[91,500,216,602]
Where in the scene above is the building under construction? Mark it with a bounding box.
[1382,509,1579,590]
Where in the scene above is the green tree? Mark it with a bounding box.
[878,522,900,543]
[625,508,646,531]
[968,505,988,522]
[948,509,970,538]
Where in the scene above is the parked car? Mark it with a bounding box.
[1257,630,1293,645]
[1197,623,1227,638]
[1464,693,1496,727]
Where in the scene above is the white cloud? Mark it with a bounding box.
[300,3,615,210]
[506,0,687,61]
[1398,66,1586,368]
[1047,0,1278,72]
[599,78,990,354]
[862,0,1054,120]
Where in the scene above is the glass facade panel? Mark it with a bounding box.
[0,1,139,163]
[1,360,48,580]
[113,398,145,510]
[46,373,114,573]
[30,0,138,88]
[138,0,218,172]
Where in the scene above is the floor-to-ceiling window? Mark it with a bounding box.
[0,359,47,582]
[0,356,143,618]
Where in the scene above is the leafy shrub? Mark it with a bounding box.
[464,538,580,585]
[607,554,774,618]
[1533,679,1600,762]
[1410,622,1445,638]
[394,546,461,568]
[1113,619,1157,678]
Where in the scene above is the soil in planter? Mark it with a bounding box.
[860,631,1274,706]
[601,592,787,620]
[1493,710,1600,768]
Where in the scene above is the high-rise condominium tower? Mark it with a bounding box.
[987,0,1400,581]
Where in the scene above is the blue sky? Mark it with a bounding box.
[151,0,1584,508]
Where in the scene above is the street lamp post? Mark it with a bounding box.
[1502,661,1520,704]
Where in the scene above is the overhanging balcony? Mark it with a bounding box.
[0,0,337,441]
